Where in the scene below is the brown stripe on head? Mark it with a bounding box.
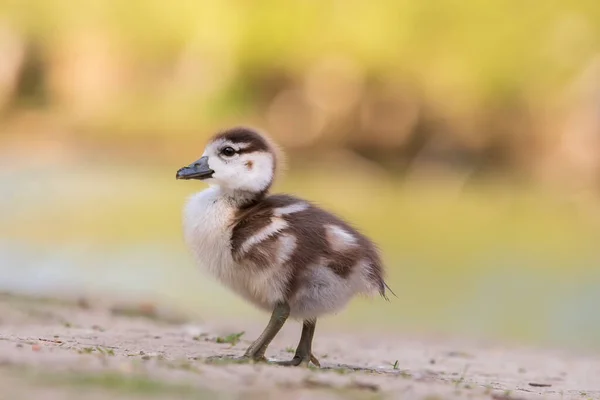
[213,127,284,167]
[213,126,271,154]
[212,126,285,198]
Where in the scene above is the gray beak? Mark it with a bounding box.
[176,156,214,180]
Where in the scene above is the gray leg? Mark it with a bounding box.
[276,319,320,367]
[241,302,290,362]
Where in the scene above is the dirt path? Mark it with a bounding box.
[0,293,598,400]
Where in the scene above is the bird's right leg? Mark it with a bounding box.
[234,302,290,363]
[275,318,320,367]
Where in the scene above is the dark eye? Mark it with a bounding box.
[221,146,236,157]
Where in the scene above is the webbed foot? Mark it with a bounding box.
[274,352,320,367]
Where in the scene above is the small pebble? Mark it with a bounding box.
[529,382,552,388]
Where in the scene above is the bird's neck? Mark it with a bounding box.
[218,186,269,209]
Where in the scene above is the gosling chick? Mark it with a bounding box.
[176,127,391,367]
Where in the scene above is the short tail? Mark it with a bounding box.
[380,281,397,302]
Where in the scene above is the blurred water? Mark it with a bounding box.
[0,239,182,298]
[1,237,599,349]
[1,163,599,350]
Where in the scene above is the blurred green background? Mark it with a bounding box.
[1,0,600,349]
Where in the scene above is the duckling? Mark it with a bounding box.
[176,127,392,367]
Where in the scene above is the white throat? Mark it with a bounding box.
[183,186,237,281]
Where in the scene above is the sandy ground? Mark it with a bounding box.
[0,293,599,400]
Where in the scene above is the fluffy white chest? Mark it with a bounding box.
[183,187,283,310]
[183,187,236,282]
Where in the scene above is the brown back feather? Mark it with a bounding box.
[230,194,388,299]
